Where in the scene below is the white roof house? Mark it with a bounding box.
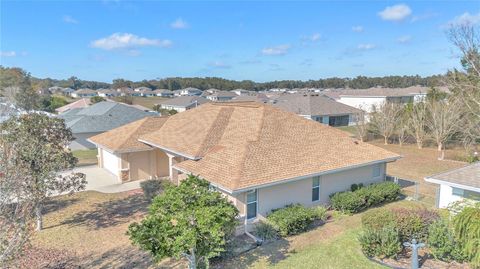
[425,162,480,208]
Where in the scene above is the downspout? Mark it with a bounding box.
[243,212,263,246]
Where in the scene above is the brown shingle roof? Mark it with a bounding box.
[140,102,400,191]
[425,162,480,190]
[89,116,168,153]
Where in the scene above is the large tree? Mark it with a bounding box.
[407,102,429,149]
[445,24,480,147]
[128,175,239,269]
[1,114,86,231]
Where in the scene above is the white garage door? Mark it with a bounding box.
[102,149,120,176]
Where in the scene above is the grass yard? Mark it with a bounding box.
[72,149,98,166]
[31,189,426,269]
[369,140,466,201]
[130,96,168,109]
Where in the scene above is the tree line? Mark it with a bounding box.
[1,65,444,93]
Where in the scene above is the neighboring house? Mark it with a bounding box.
[153,89,174,97]
[116,87,134,96]
[231,89,250,96]
[336,86,437,113]
[55,98,91,113]
[140,90,156,97]
[174,87,202,96]
[62,88,75,96]
[58,101,157,150]
[204,91,237,102]
[134,87,152,92]
[71,88,97,98]
[425,162,480,208]
[231,93,271,103]
[89,102,400,231]
[98,89,120,98]
[273,93,363,126]
[204,88,219,94]
[158,96,209,112]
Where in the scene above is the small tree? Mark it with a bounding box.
[352,108,368,142]
[90,96,106,104]
[369,102,402,145]
[0,137,35,265]
[407,102,429,149]
[128,175,239,269]
[1,114,86,231]
[395,106,410,146]
[426,97,462,160]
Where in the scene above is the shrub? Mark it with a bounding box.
[330,181,401,213]
[428,219,466,262]
[361,208,396,230]
[267,204,316,236]
[254,221,279,242]
[393,208,439,242]
[454,204,480,268]
[140,179,169,201]
[312,205,328,221]
[359,225,401,258]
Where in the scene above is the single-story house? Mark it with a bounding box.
[335,86,447,113]
[204,91,237,102]
[89,102,400,231]
[134,87,152,92]
[71,88,97,98]
[98,89,120,98]
[59,101,157,150]
[153,89,174,98]
[55,98,91,113]
[425,162,480,208]
[231,89,250,96]
[157,96,209,112]
[273,93,364,126]
[174,87,202,96]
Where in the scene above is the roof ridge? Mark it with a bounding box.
[116,117,149,149]
[196,107,234,157]
[233,105,266,189]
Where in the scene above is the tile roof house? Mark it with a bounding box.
[153,89,174,97]
[425,162,480,208]
[89,102,400,231]
[71,88,97,98]
[59,101,157,150]
[174,87,203,97]
[273,93,364,126]
[158,96,209,112]
[55,98,92,113]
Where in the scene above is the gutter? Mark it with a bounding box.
[174,156,401,195]
[424,177,480,193]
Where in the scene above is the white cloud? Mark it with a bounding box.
[357,44,376,50]
[170,18,188,29]
[447,12,480,27]
[209,61,231,69]
[352,26,364,32]
[63,15,79,24]
[378,4,412,21]
[261,44,291,56]
[310,33,321,41]
[90,33,172,50]
[0,51,16,57]
[397,35,412,44]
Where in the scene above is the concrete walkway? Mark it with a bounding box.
[60,165,145,194]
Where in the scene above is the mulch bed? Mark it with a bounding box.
[369,249,470,269]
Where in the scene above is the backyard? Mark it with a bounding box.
[72,149,98,166]
[25,140,467,268]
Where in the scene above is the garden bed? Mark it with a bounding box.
[370,250,470,269]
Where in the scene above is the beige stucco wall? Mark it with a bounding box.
[156,150,170,177]
[237,162,386,218]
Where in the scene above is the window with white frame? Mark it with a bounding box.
[452,187,480,201]
[246,190,257,220]
[312,176,320,201]
[373,164,381,178]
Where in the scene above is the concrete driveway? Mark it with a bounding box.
[60,165,144,194]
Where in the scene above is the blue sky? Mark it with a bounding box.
[1,1,479,82]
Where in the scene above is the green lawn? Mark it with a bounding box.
[72,149,98,166]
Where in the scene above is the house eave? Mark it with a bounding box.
[137,139,199,160]
[424,177,480,193]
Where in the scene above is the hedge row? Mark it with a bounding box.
[266,204,327,237]
[330,181,401,213]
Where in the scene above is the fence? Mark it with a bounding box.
[386,175,437,206]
